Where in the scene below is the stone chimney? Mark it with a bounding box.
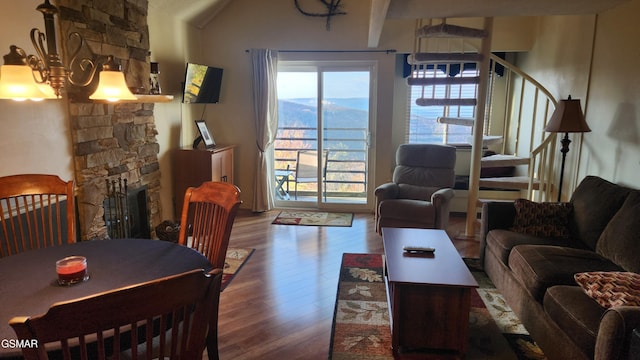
[57,0,160,240]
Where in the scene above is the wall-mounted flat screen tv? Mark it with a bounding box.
[182,62,223,104]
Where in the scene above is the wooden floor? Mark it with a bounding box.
[214,210,481,360]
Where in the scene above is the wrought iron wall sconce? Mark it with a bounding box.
[0,0,136,102]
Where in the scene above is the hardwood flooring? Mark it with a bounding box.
[214,210,480,360]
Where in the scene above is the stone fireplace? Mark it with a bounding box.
[104,178,151,239]
[57,0,161,240]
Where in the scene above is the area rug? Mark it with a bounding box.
[221,247,254,290]
[329,253,547,359]
[272,210,353,227]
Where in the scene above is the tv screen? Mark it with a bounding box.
[182,62,223,104]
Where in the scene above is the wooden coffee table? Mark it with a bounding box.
[382,227,478,356]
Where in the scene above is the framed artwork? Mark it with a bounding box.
[195,120,215,148]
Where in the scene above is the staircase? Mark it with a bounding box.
[407,18,559,235]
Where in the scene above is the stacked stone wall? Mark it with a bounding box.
[56,0,159,239]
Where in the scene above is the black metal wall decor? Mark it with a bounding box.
[294,0,346,30]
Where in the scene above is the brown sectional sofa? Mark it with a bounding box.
[480,175,640,360]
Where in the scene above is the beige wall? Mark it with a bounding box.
[7,0,637,219]
[187,0,540,211]
[196,0,396,211]
[517,0,640,195]
[0,1,73,181]
[515,15,596,198]
[148,6,206,221]
[582,0,640,187]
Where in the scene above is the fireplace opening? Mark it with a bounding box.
[103,179,151,239]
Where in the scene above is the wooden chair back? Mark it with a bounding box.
[9,268,223,360]
[0,174,75,257]
[178,182,242,269]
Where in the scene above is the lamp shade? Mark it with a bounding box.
[89,70,137,102]
[0,64,56,101]
[545,97,591,133]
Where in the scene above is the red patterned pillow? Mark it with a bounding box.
[574,271,640,308]
[510,199,572,239]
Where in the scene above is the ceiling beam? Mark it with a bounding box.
[368,0,391,48]
[384,0,630,18]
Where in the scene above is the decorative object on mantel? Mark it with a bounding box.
[0,0,136,102]
[149,62,162,95]
[545,95,591,201]
[294,0,346,30]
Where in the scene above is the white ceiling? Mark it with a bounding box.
[148,0,231,29]
[368,0,630,46]
[149,0,630,46]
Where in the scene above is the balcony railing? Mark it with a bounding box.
[274,126,368,201]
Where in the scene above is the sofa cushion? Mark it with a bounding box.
[569,176,633,250]
[511,199,572,239]
[485,229,569,266]
[574,271,640,308]
[544,285,605,359]
[596,191,640,272]
[508,244,623,301]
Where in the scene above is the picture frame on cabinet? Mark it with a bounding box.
[194,120,216,149]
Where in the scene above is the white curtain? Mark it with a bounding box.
[250,49,279,212]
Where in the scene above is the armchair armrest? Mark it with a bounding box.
[431,188,455,229]
[595,306,640,360]
[374,182,399,202]
[431,187,455,204]
[374,183,399,233]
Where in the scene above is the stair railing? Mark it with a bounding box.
[487,54,558,201]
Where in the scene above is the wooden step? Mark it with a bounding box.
[479,176,541,190]
[437,117,475,126]
[449,135,503,148]
[481,154,530,168]
[407,53,483,64]
[416,23,488,39]
[480,136,503,147]
[415,98,477,107]
[476,197,518,208]
[408,76,480,86]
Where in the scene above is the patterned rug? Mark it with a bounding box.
[329,253,547,359]
[221,247,254,290]
[272,211,353,227]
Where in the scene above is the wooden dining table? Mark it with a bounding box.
[0,238,212,359]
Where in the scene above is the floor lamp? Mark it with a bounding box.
[545,96,591,202]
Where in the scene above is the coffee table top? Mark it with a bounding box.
[382,227,478,288]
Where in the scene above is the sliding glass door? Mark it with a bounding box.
[274,62,373,209]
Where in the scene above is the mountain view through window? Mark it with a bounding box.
[274,69,370,204]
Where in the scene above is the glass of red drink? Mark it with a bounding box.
[56,256,88,286]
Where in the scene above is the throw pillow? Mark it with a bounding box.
[574,271,640,308]
[510,198,572,239]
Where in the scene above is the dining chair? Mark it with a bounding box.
[9,268,223,360]
[0,174,76,257]
[178,181,242,270]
